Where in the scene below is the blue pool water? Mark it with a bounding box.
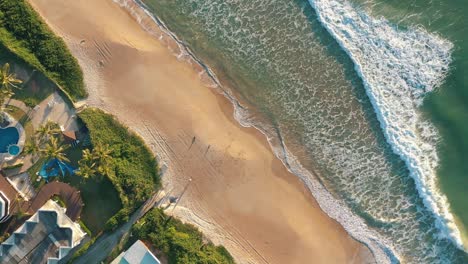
[0,127,19,153]
[8,145,20,156]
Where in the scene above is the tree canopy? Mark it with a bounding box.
[133,209,235,264]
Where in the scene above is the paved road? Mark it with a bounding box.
[72,191,163,264]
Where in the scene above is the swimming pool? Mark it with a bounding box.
[8,145,20,156]
[0,127,19,153]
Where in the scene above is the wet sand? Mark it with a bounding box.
[28,0,373,263]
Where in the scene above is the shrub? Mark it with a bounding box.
[0,0,86,100]
[78,108,159,216]
[133,209,235,264]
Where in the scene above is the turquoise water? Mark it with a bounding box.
[0,127,19,153]
[135,0,468,262]
[351,0,468,253]
[8,145,20,156]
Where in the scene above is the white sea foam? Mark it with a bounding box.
[308,0,463,250]
[112,0,397,262]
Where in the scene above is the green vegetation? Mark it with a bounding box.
[1,162,23,170]
[0,51,55,106]
[79,220,93,237]
[0,3,235,261]
[69,237,97,263]
[76,144,113,180]
[27,156,46,189]
[131,208,234,264]
[41,136,70,162]
[78,108,160,229]
[13,71,55,106]
[65,172,122,235]
[24,119,121,234]
[0,0,86,100]
[0,62,22,108]
[51,194,66,208]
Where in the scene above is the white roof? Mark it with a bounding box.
[121,240,161,264]
[0,191,8,220]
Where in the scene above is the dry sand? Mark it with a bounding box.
[28,0,374,263]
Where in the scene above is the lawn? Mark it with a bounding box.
[13,71,55,107]
[65,173,122,236]
[21,121,122,235]
[0,46,55,107]
[0,0,87,101]
[63,145,123,235]
[78,108,160,230]
[27,157,46,190]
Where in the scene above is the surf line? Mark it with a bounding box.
[111,0,399,262]
[308,0,464,251]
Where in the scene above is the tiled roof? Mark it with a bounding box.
[0,200,86,264]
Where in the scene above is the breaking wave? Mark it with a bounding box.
[111,0,396,262]
[111,0,468,261]
[308,0,462,250]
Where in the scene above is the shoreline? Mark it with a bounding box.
[28,0,375,263]
[309,0,463,252]
[114,0,394,261]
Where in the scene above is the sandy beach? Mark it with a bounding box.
[28,0,373,263]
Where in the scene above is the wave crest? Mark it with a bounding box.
[308,0,463,250]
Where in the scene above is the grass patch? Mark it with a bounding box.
[13,71,55,106]
[2,162,23,170]
[58,138,123,235]
[51,194,66,207]
[0,47,55,107]
[70,109,235,262]
[79,220,92,237]
[27,156,46,190]
[0,0,86,101]
[78,108,160,231]
[130,208,235,264]
[64,171,122,235]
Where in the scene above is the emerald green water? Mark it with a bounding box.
[136,0,468,262]
[353,0,468,247]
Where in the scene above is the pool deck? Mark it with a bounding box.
[30,92,79,131]
[1,92,79,201]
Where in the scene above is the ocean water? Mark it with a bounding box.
[134,0,468,262]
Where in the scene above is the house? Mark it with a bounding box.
[0,200,86,264]
[0,191,10,223]
[0,173,17,223]
[111,240,161,264]
[62,130,79,145]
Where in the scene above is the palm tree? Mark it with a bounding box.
[75,161,96,179]
[23,137,41,163]
[35,121,61,144]
[93,144,113,175]
[76,148,97,179]
[93,144,112,161]
[0,63,22,106]
[81,148,95,164]
[24,138,40,155]
[40,137,70,162]
[76,144,113,180]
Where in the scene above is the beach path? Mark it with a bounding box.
[28,0,373,263]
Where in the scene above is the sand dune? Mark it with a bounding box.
[28,0,373,263]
